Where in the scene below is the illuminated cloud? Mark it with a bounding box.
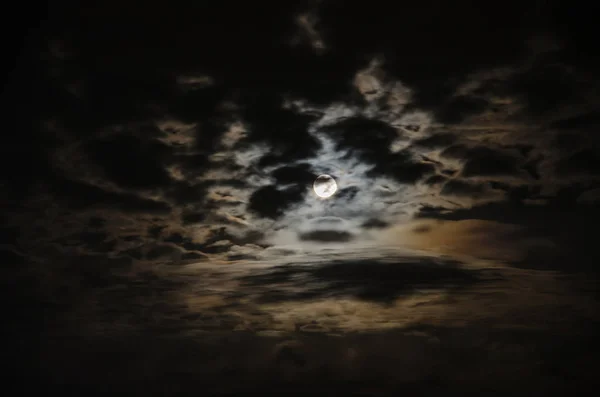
[4,2,600,392]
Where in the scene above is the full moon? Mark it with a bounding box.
[313,174,338,198]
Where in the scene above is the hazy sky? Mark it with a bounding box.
[3,1,600,394]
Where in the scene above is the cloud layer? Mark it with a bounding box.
[3,2,600,392]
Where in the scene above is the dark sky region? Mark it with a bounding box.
[2,1,600,395]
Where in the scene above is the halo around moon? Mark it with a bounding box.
[313,174,338,198]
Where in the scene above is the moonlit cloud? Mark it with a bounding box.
[4,2,600,393]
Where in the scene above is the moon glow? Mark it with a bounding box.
[313,174,338,198]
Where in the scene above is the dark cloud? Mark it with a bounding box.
[440,145,524,178]
[119,246,143,260]
[362,218,389,229]
[523,157,543,180]
[164,181,207,206]
[0,248,27,270]
[146,244,182,261]
[8,325,598,394]
[508,62,582,117]
[87,216,106,228]
[5,2,600,393]
[413,224,433,234]
[550,111,600,131]
[54,231,110,252]
[335,186,359,201]
[85,134,172,190]
[58,254,134,289]
[71,71,174,131]
[424,174,448,186]
[553,132,586,151]
[51,177,171,214]
[163,232,187,245]
[434,95,489,124]
[50,3,306,78]
[372,151,435,183]
[0,226,19,246]
[148,225,166,239]
[246,103,321,167]
[318,1,532,104]
[416,200,600,272]
[413,133,458,149]
[322,116,397,164]
[556,149,600,176]
[271,164,316,185]
[248,185,306,219]
[441,169,458,177]
[240,256,481,304]
[181,252,206,261]
[298,230,353,243]
[181,211,206,225]
[440,179,489,198]
[169,85,226,124]
[461,147,521,177]
[439,144,469,160]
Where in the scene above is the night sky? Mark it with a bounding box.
[3,1,600,395]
